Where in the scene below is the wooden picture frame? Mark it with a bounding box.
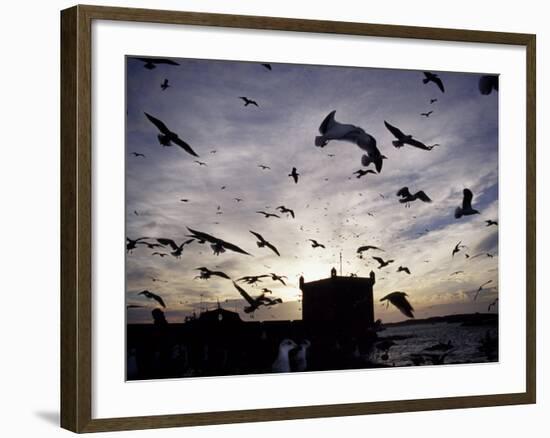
[61,4,536,433]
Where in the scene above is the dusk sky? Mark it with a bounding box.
[125,56,499,324]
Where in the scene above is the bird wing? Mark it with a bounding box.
[144,112,170,135]
[384,121,406,140]
[372,256,384,265]
[288,209,295,218]
[213,271,231,279]
[232,281,256,306]
[156,238,178,250]
[433,77,445,93]
[396,187,411,198]
[172,137,199,157]
[319,110,337,134]
[185,227,218,244]
[249,230,265,242]
[152,293,166,308]
[462,188,474,210]
[219,238,251,256]
[265,241,281,256]
[415,191,432,202]
[405,137,431,150]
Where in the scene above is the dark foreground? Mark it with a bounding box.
[126,311,498,381]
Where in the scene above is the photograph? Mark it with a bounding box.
[124,55,500,381]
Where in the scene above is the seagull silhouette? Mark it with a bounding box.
[474,280,493,300]
[250,231,281,256]
[485,220,498,226]
[380,291,414,318]
[356,245,383,255]
[309,239,325,249]
[239,96,259,107]
[276,206,295,218]
[430,98,438,104]
[130,152,145,158]
[452,241,466,257]
[144,112,199,157]
[194,267,231,280]
[156,238,194,258]
[160,78,170,90]
[396,187,432,206]
[261,63,272,71]
[258,164,271,170]
[151,252,168,257]
[138,290,166,308]
[372,256,394,269]
[126,237,149,253]
[423,72,445,93]
[268,273,287,285]
[289,167,299,183]
[420,111,433,117]
[397,266,411,275]
[256,211,280,219]
[455,188,480,218]
[315,110,386,172]
[134,57,180,70]
[385,121,433,150]
[186,227,251,256]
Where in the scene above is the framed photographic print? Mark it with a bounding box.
[60,4,536,433]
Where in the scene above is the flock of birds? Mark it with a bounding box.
[127,56,499,323]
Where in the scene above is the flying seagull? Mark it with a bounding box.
[485,220,498,226]
[268,273,287,285]
[357,245,383,255]
[156,238,194,258]
[151,252,168,257]
[138,290,166,308]
[256,211,280,219]
[479,75,499,95]
[452,241,465,257]
[420,111,434,117]
[239,96,259,107]
[194,160,207,166]
[186,227,251,256]
[309,239,326,249]
[396,187,432,205]
[315,110,386,172]
[126,237,149,253]
[397,266,411,275]
[130,152,145,158]
[258,164,271,170]
[353,169,376,179]
[134,57,180,70]
[380,291,414,318]
[384,121,433,150]
[372,256,394,269]
[276,206,295,218]
[144,112,199,157]
[455,188,480,218]
[261,63,272,71]
[194,267,231,280]
[430,98,438,104]
[237,275,269,286]
[474,280,493,301]
[423,72,445,93]
[250,231,281,256]
[289,167,299,183]
[160,78,170,91]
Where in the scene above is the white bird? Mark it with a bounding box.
[290,340,311,372]
[271,339,298,373]
[315,110,386,172]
